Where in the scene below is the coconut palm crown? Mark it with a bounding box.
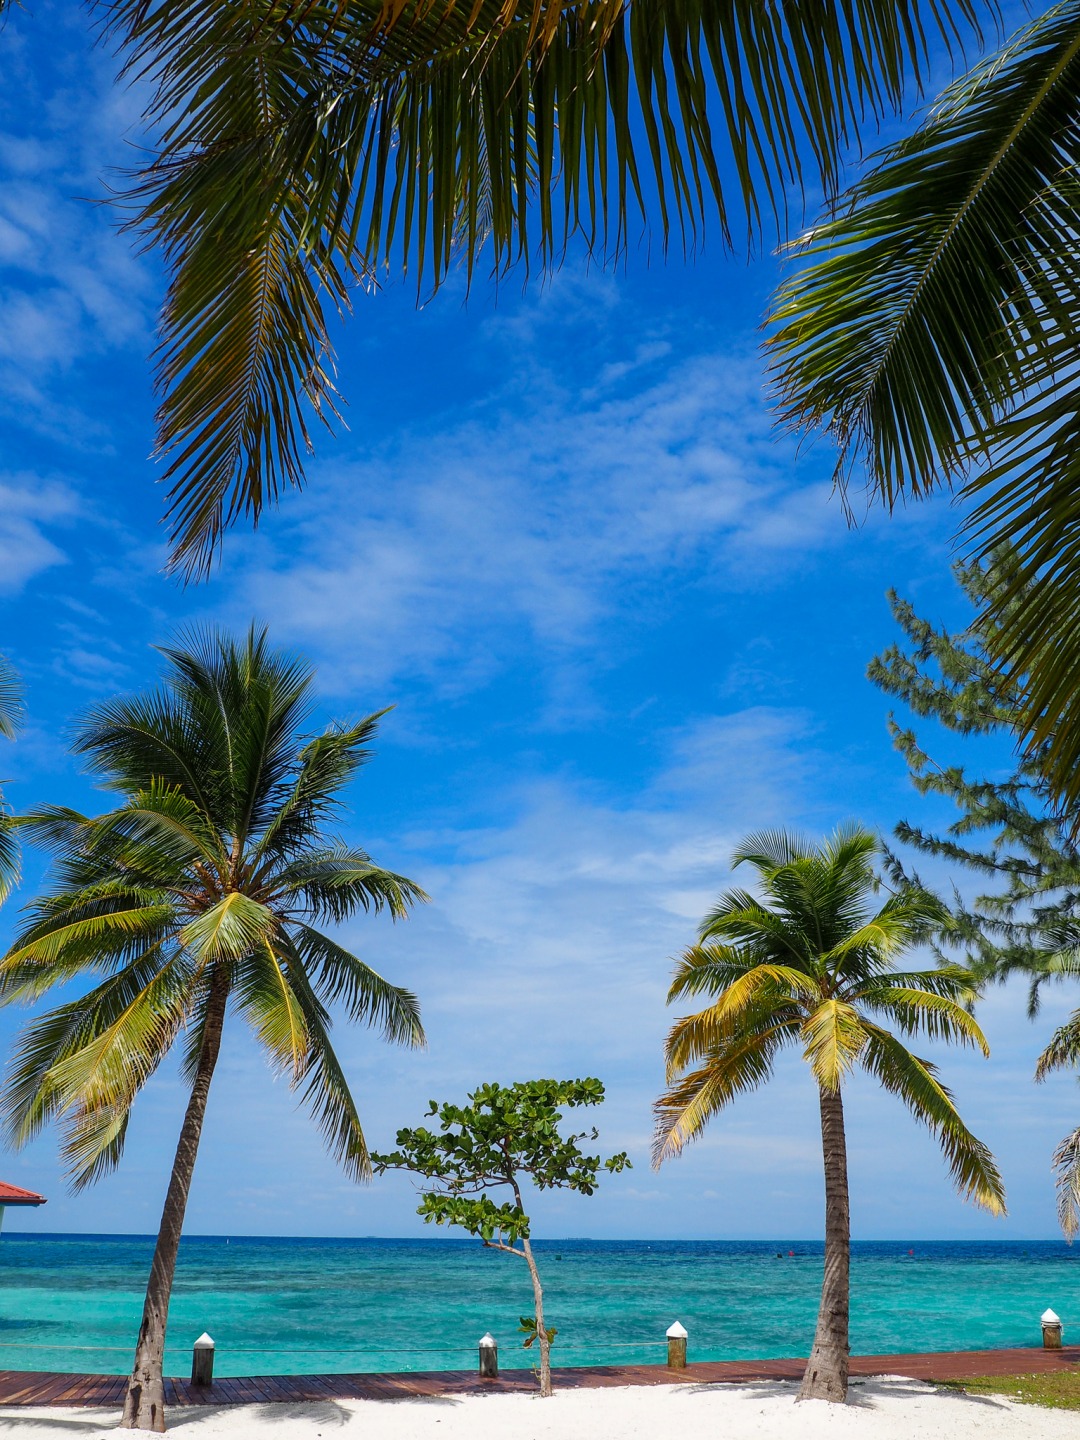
[654,825,1005,1403]
[0,626,427,1429]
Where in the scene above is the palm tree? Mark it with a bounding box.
[770,5,1080,814]
[0,627,427,1432]
[0,653,23,899]
[4,0,987,574]
[1036,1013,1080,1240]
[653,825,1005,1403]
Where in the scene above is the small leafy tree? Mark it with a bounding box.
[373,1078,630,1397]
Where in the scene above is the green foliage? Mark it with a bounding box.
[770,0,1080,815]
[869,552,1080,1012]
[871,557,1080,1238]
[0,626,426,1188]
[519,1316,557,1349]
[373,1078,630,1248]
[0,653,22,902]
[654,825,1005,1215]
[939,1371,1080,1411]
[44,0,984,573]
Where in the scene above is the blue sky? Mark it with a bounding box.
[0,1,1075,1243]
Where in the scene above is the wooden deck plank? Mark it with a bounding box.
[0,1346,1077,1409]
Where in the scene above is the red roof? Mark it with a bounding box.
[0,1182,46,1206]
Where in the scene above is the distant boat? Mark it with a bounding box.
[0,1181,46,1233]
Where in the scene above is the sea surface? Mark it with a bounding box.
[0,1235,1075,1376]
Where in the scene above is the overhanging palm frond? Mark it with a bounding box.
[100,0,985,573]
[770,0,1080,810]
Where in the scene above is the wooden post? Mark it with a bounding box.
[1042,1309,1063,1350]
[479,1332,498,1379]
[666,1321,687,1370]
[191,1332,215,1386]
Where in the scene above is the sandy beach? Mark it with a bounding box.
[0,1378,1071,1440]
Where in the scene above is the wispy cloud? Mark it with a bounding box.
[0,473,82,592]
[220,339,858,700]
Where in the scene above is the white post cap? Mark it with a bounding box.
[666,1321,688,1339]
[479,1333,497,1348]
[1042,1309,1061,1325]
[193,1333,215,1349]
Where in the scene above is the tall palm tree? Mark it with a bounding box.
[2,0,987,573]
[770,3,1080,814]
[0,627,427,1431]
[0,653,23,900]
[653,825,1005,1403]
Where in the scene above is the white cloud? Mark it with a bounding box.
[0,31,153,439]
[222,346,860,698]
[0,473,81,591]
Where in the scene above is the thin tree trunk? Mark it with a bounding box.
[521,1236,552,1397]
[798,1083,851,1404]
[122,969,230,1431]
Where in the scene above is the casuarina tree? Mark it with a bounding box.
[0,627,427,1430]
[373,1078,629,1396]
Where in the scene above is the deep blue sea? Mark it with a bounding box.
[0,1235,1075,1376]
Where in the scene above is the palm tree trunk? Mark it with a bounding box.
[798,1082,850,1403]
[521,1236,553,1397]
[122,969,230,1431]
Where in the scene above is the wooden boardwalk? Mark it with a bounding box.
[0,1347,1076,1408]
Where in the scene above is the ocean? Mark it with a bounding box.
[0,1235,1075,1376]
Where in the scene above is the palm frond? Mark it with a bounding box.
[275,948,373,1181]
[860,1021,1006,1212]
[253,712,389,862]
[179,892,277,965]
[854,983,990,1051]
[653,1025,792,1165]
[102,0,985,572]
[234,941,312,1081]
[277,848,429,922]
[800,998,867,1091]
[1035,1011,1080,1079]
[666,942,759,1003]
[289,924,424,1046]
[770,0,1080,808]
[0,809,19,906]
[0,655,23,741]
[664,991,801,1076]
[1051,1124,1080,1240]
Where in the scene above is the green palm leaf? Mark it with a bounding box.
[770,0,1080,809]
[860,1021,1006,1211]
[1051,1125,1080,1239]
[93,0,985,572]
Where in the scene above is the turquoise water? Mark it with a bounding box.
[0,1236,1076,1376]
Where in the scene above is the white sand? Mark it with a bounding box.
[0,1378,1071,1440]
